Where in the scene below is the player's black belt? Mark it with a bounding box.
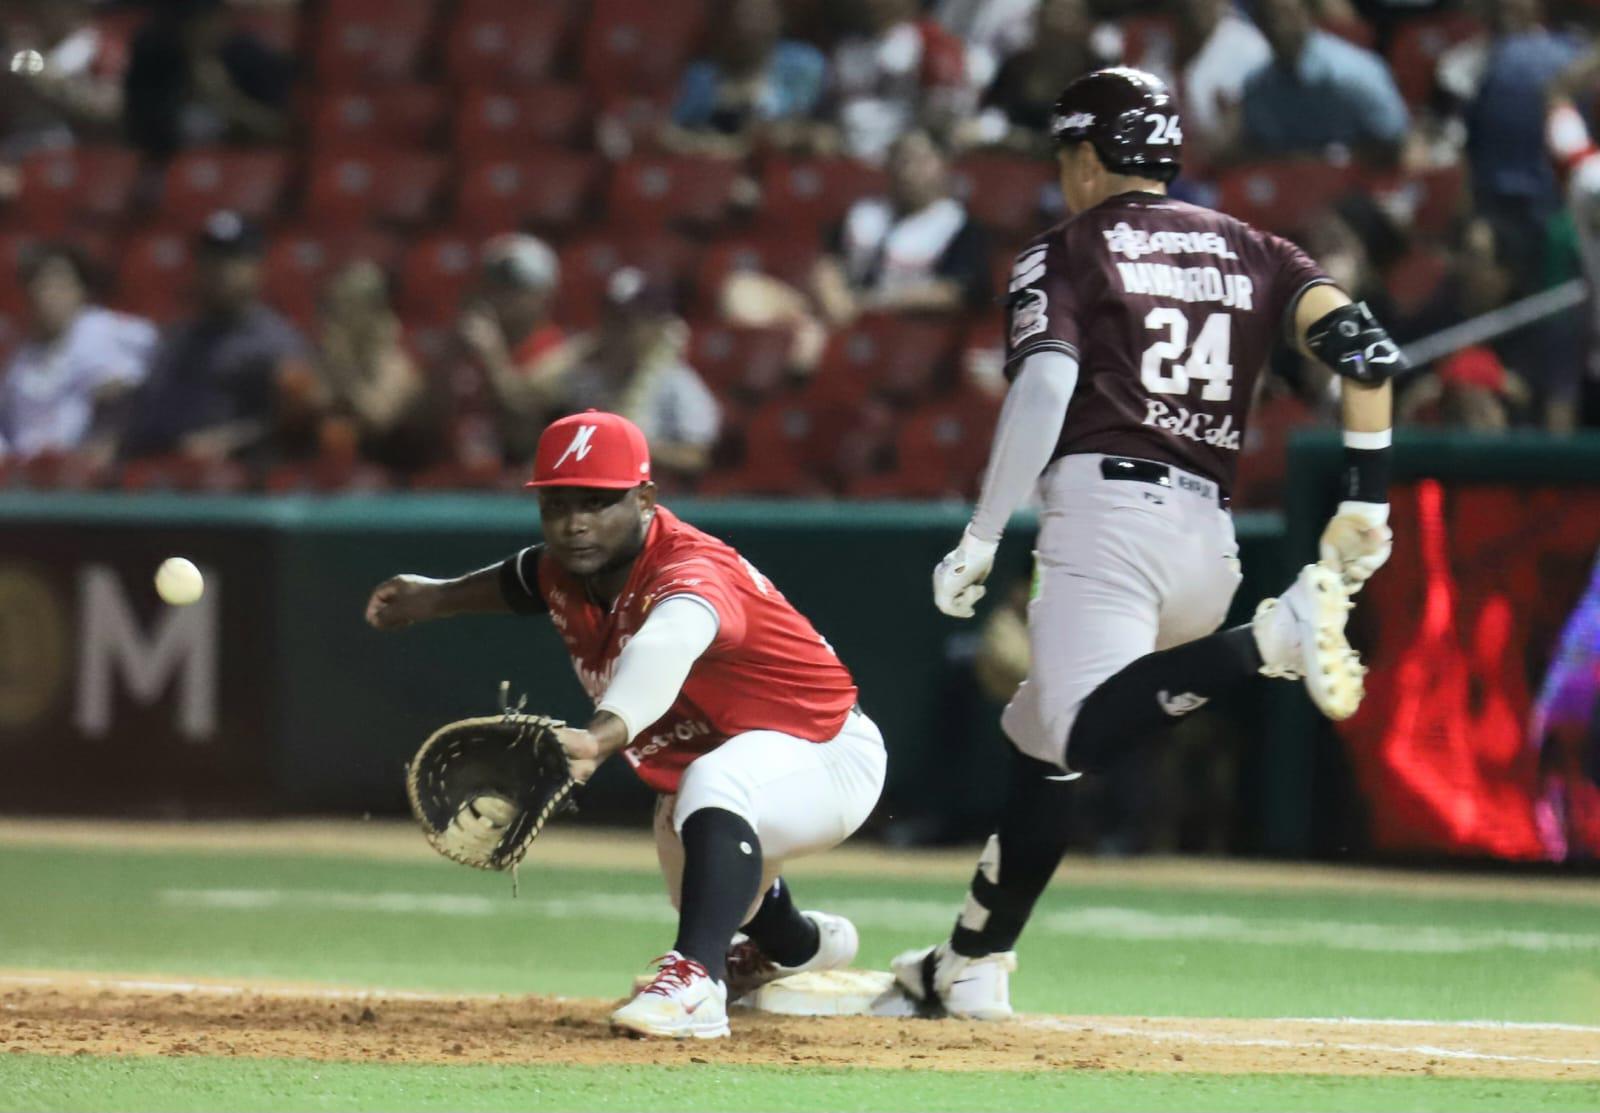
[1100,456,1230,508]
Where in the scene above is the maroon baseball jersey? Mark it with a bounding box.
[1005,190,1332,495]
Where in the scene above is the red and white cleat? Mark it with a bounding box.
[611,952,730,1039]
[725,911,859,1001]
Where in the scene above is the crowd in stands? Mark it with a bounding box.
[0,0,1596,504]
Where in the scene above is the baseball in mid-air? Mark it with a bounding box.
[9,50,44,76]
[155,557,204,606]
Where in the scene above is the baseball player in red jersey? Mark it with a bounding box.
[365,411,886,1039]
[891,68,1403,1019]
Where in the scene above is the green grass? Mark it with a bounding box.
[4,846,1598,1023]
[4,1056,1599,1113]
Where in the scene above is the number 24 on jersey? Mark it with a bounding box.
[1140,308,1234,402]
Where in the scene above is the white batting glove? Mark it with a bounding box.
[1319,501,1392,593]
[933,528,998,618]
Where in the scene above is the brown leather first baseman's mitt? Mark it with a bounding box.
[405,701,574,873]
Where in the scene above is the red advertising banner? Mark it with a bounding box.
[1339,481,1600,860]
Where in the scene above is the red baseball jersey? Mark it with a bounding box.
[502,506,859,793]
[1006,190,1331,497]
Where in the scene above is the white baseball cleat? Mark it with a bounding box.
[1253,562,1366,721]
[891,941,1016,1021]
[610,952,729,1039]
[725,911,859,1001]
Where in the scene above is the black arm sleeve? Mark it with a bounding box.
[498,546,549,615]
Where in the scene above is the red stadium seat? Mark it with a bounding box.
[606,155,744,231]
[555,232,695,328]
[314,0,437,85]
[687,324,793,402]
[160,150,289,230]
[954,156,1056,238]
[1383,248,1450,318]
[581,0,706,102]
[756,157,889,238]
[1233,389,1316,509]
[263,227,403,329]
[397,230,481,325]
[871,391,1002,499]
[112,229,196,321]
[1388,13,1484,106]
[446,0,571,86]
[1216,161,1359,236]
[697,396,834,497]
[453,83,589,155]
[692,236,820,316]
[309,85,447,151]
[305,150,448,226]
[812,315,959,405]
[14,147,142,232]
[453,151,601,235]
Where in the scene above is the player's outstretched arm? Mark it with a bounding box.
[1294,284,1398,592]
[555,596,720,781]
[365,560,523,630]
[934,350,1079,619]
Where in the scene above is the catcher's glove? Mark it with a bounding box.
[405,696,575,876]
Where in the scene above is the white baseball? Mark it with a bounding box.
[9,50,44,76]
[155,558,204,606]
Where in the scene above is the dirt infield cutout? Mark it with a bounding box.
[3,974,1597,1081]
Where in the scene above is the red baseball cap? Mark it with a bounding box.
[525,410,652,489]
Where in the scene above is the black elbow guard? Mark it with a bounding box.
[1305,301,1409,385]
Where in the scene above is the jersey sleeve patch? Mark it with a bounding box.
[1010,288,1050,347]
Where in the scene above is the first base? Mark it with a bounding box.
[734,969,919,1017]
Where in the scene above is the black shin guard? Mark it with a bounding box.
[950,750,1076,958]
[740,878,819,967]
[674,808,764,983]
[1065,625,1260,775]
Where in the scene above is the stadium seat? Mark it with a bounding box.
[812,315,959,406]
[953,155,1056,238]
[687,324,793,402]
[314,0,438,85]
[304,150,448,226]
[580,0,705,102]
[263,227,404,329]
[160,150,289,230]
[453,83,590,155]
[691,236,820,316]
[397,230,482,326]
[756,157,889,238]
[605,155,745,231]
[1384,248,1450,318]
[112,229,195,321]
[453,151,601,235]
[14,147,141,233]
[870,391,1002,499]
[119,454,251,493]
[696,396,834,497]
[445,0,570,86]
[1233,389,1316,509]
[1216,161,1359,236]
[1388,12,1484,106]
[309,85,448,151]
[555,233,696,328]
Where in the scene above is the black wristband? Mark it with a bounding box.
[1341,445,1391,504]
[498,546,549,615]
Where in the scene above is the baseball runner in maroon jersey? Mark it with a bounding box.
[366,411,886,1039]
[892,68,1402,1018]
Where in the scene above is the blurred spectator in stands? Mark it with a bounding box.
[933,0,1038,91]
[1448,0,1584,247]
[316,261,441,474]
[1163,0,1272,160]
[119,212,318,463]
[1234,0,1409,166]
[954,0,1120,154]
[539,268,721,482]
[1397,345,1530,430]
[812,129,991,326]
[0,0,123,165]
[665,0,827,156]
[0,243,155,462]
[123,0,292,161]
[823,0,971,161]
[451,233,567,462]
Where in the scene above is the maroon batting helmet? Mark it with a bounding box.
[1051,67,1182,183]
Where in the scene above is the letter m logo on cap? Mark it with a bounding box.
[553,424,598,470]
